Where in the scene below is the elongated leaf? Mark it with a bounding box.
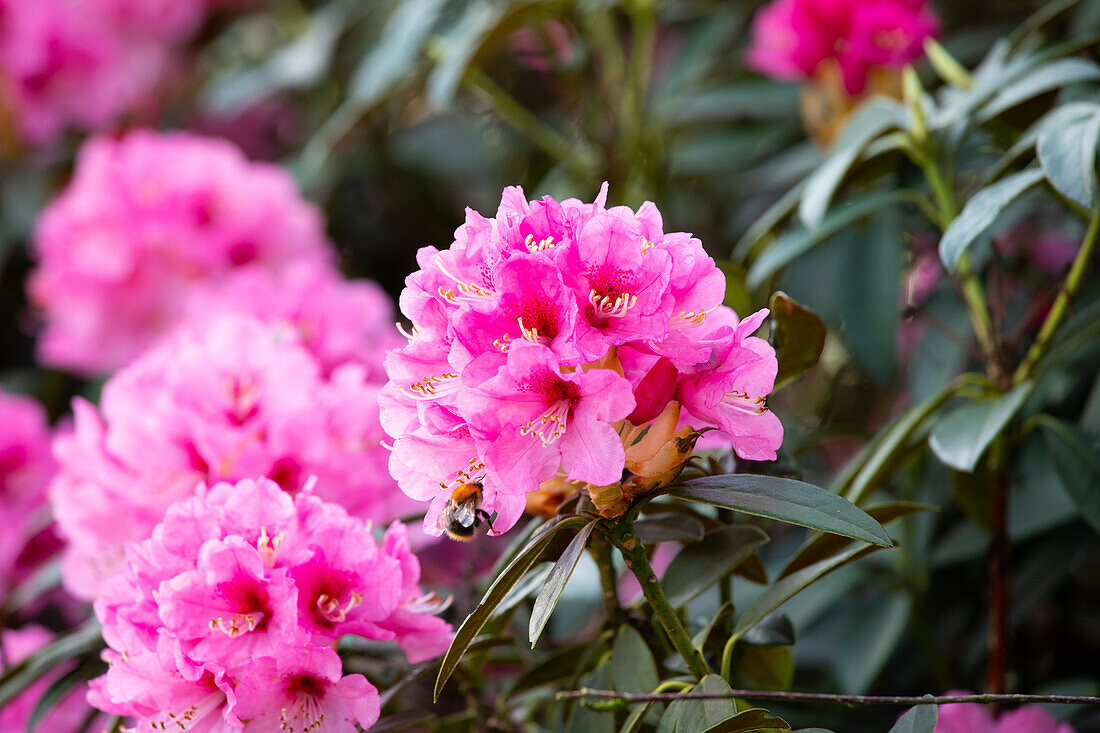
[988,101,1099,182]
[348,0,446,110]
[372,712,436,732]
[731,543,884,642]
[1040,417,1100,532]
[508,643,590,696]
[770,292,826,387]
[670,475,892,547]
[530,521,598,646]
[495,562,553,618]
[0,620,103,708]
[658,675,739,733]
[610,625,659,695]
[748,190,917,288]
[779,502,935,579]
[1038,110,1100,208]
[928,383,1033,472]
[621,703,657,733]
[435,515,590,699]
[738,645,794,691]
[733,182,804,260]
[979,58,1100,121]
[662,525,770,608]
[634,513,706,544]
[799,99,907,228]
[939,168,1046,270]
[701,708,791,733]
[888,703,938,733]
[742,613,796,646]
[693,602,735,652]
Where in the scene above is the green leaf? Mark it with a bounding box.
[348,0,446,110]
[670,475,893,547]
[507,643,593,696]
[662,525,770,608]
[495,562,552,618]
[888,703,938,733]
[779,502,935,579]
[633,513,706,544]
[1040,417,1100,532]
[658,675,738,733]
[1038,109,1100,208]
[939,168,1046,270]
[734,553,769,584]
[567,657,616,733]
[610,625,660,695]
[770,292,826,388]
[738,645,794,691]
[435,515,591,699]
[0,620,103,708]
[621,702,657,733]
[371,712,436,732]
[928,383,1033,472]
[530,520,598,646]
[741,613,796,646]
[734,182,804,261]
[701,708,791,733]
[988,101,1099,182]
[693,602,735,652]
[979,58,1100,122]
[748,190,917,289]
[799,99,907,228]
[731,543,884,642]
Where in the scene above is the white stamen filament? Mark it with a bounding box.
[398,372,460,400]
[437,457,486,491]
[209,612,262,637]
[722,390,769,415]
[256,526,285,566]
[151,693,224,731]
[396,322,419,340]
[589,290,637,319]
[316,592,363,623]
[671,305,719,329]
[517,317,540,342]
[433,257,493,300]
[525,233,557,252]
[404,590,453,615]
[520,400,571,446]
[282,691,326,733]
[640,237,656,253]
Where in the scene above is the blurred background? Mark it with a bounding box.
[2,1,1100,731]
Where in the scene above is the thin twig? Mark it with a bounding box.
[556,688,1100,707]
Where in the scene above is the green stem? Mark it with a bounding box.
[590,535,621,623]
[463,66,594,180]
[605,522,710,679]
[1013,203,1100,383]
[719,634,738,683]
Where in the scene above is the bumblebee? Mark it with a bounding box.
[438,483,494,541]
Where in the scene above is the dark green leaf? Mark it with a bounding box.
[670,475,892,547]
[731,543,884,642]
[610,625,660,695]
[348,0,446,110]
[779,502,934,579]
[0,620,103,708]
[734,553,769,584]
[718,262,753,321]
[371,712,436,732]
[988,101,1100,182]
[693,602,735,652]
[634,513,706,544]
[928,383,1033,472]
[799,99,907,228]
[662,525,770,608]
[435,515,591,699]
[739,645,794,692]
[770,292,827,388]
[742,613,796,646]
[530,520,598,646]
[658,675,739,733]
[508,643,591,696]
[1037,109,1100,208]
[701,708,791,733]
[495,562,553,618]
[734,182,805,260]
[1040,417,1100,532]
[621,702,657,733]
[748,190,918,288]
[939,168,1046,270]
[979,58,1100,121]
[888,703,938,733]
[566,657,616,733]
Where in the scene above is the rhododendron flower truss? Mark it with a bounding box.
[90,478,451,732]
[382,184,784,536]
[50,313,417,600]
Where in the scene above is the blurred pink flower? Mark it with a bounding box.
[89,477,449,731]
[935,692,1077,733]
[0,626,104,731]
[745,0,939,94]
[0,388,55,592]
[29,130,333,375]
[50,314,418,600]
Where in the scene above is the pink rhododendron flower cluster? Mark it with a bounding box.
[0,625,104,731]
[381,184,783,536]
[29,130,333,375]
[935,692,1076,733]
[745,0,940,94]
[51,314,417,600]
[0,388,55,592]
[90,477,451,733]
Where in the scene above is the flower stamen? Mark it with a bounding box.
[589,290,637,319]
[524,233,557,252]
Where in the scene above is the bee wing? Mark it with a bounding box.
[453,501,478,528]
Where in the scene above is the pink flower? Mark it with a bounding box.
[29,130,333,375]
[935,692,1077,733]
[383,184,783,535]
[50,314,417,600]
[0,0,169,147]
[89,477,450,731]
[0,388,56,592]
[745,0,940,94]
[0,626,104,731]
